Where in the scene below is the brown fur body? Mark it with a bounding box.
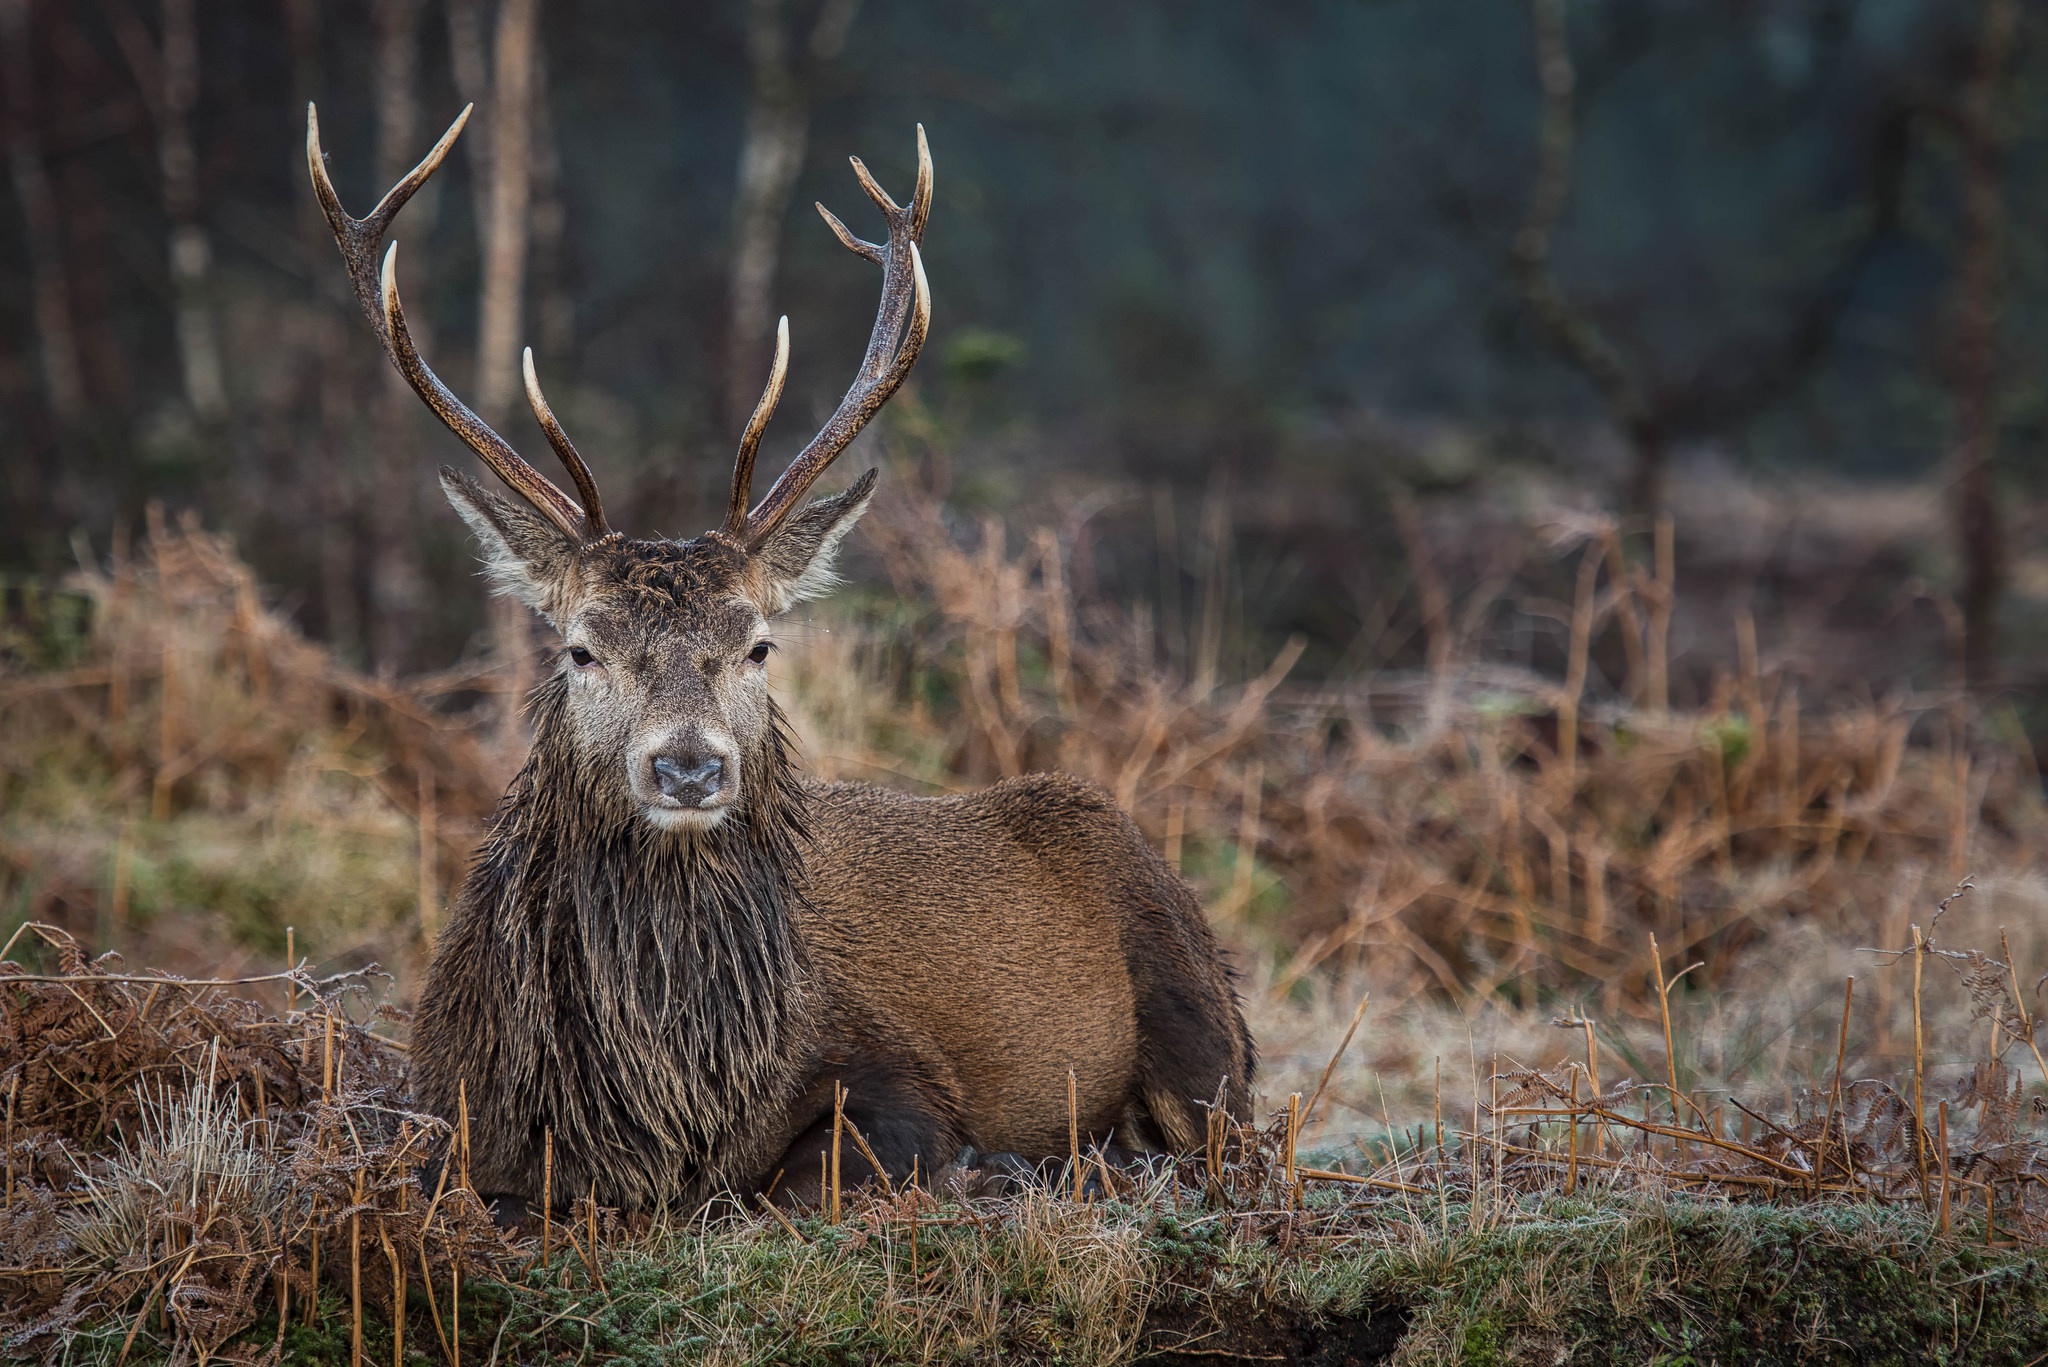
[409,529,1254,1212]
[785,774,1253,1195]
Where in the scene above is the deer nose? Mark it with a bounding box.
[650,751,724,806]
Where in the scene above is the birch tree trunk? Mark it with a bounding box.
[319,338,364,660]
[448,0,544,747]
[529,46,573,360]
[159,0,225,418]
[374,0,422,192]
[446,0,494,244]
[281,0,362,659]
[284,0,330,291]
[723,0,860,431]
[473,0,538,425]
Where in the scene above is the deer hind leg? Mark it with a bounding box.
[1113,849,1259,1155]
[1127,937,1259,1154]
[1133,1020,1256,1155]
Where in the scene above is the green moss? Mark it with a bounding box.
[1458,1315,1505,1366]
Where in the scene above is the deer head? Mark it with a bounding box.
[308,104,930,831]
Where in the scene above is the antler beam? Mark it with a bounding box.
[724,125,933,549]
[306,102,608,543]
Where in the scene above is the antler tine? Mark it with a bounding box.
[741,122,933,549]
[725,316,790,541]
[848,155,901,216]
[909,124,933,239]
[523,349,609,538]
[307,102,595,545]
[815,203,883,264]
[814,124,930,263]
[307,102,469,346]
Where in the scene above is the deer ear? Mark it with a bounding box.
[440,467,577,621]
[748,467,877,616]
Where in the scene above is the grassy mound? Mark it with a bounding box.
[2,920,2045,1364]
[46,1187,2048,1364]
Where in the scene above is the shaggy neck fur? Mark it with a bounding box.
[458,673,814,1209]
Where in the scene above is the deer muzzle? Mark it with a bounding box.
[637,728,740,829]
[652,752,724,805]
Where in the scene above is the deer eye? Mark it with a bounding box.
[746,642,772,666]
[568,646,598,668]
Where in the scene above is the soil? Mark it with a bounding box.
[1139,1293,1412,1366]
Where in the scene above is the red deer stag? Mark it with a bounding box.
[307,102,1253,1212]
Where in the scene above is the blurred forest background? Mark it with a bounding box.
[4,0,2048,708]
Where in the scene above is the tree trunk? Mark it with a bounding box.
[1624,416,1667,524]
[725,0,807,432]
[284,0,331,288]
[1950,0,2017,692]
[473,0,538,425]
[159,0,225,418]
[0,0,85,426]
[446,0,494,278]
[723,0,861,432]
[368,0,428,673]
[449,0,543,745]
[1511,0,1660,517]
[373,0,422,191]
[282,0,360,657]
[318,335,364,662]
[529,44,573,360]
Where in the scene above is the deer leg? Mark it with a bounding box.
[926,1146,1040,1199]
[482,1192,531,1230]
[768,1074,963,1209]
[1124,872,1259,1149]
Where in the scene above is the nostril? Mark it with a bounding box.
[650,753,724,803]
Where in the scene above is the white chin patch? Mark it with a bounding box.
[644,804,731,833]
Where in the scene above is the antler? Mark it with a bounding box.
[306,103,607,543]
[725,125,933,549]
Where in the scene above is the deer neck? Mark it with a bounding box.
[496,677,814,1147]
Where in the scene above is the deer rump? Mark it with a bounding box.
[412,756,1254,1213]
[773,775,1253,1205]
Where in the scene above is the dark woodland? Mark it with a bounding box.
[3,0,2045,722]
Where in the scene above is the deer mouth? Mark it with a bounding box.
[644,798,734,833]
[641,770,738,831]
